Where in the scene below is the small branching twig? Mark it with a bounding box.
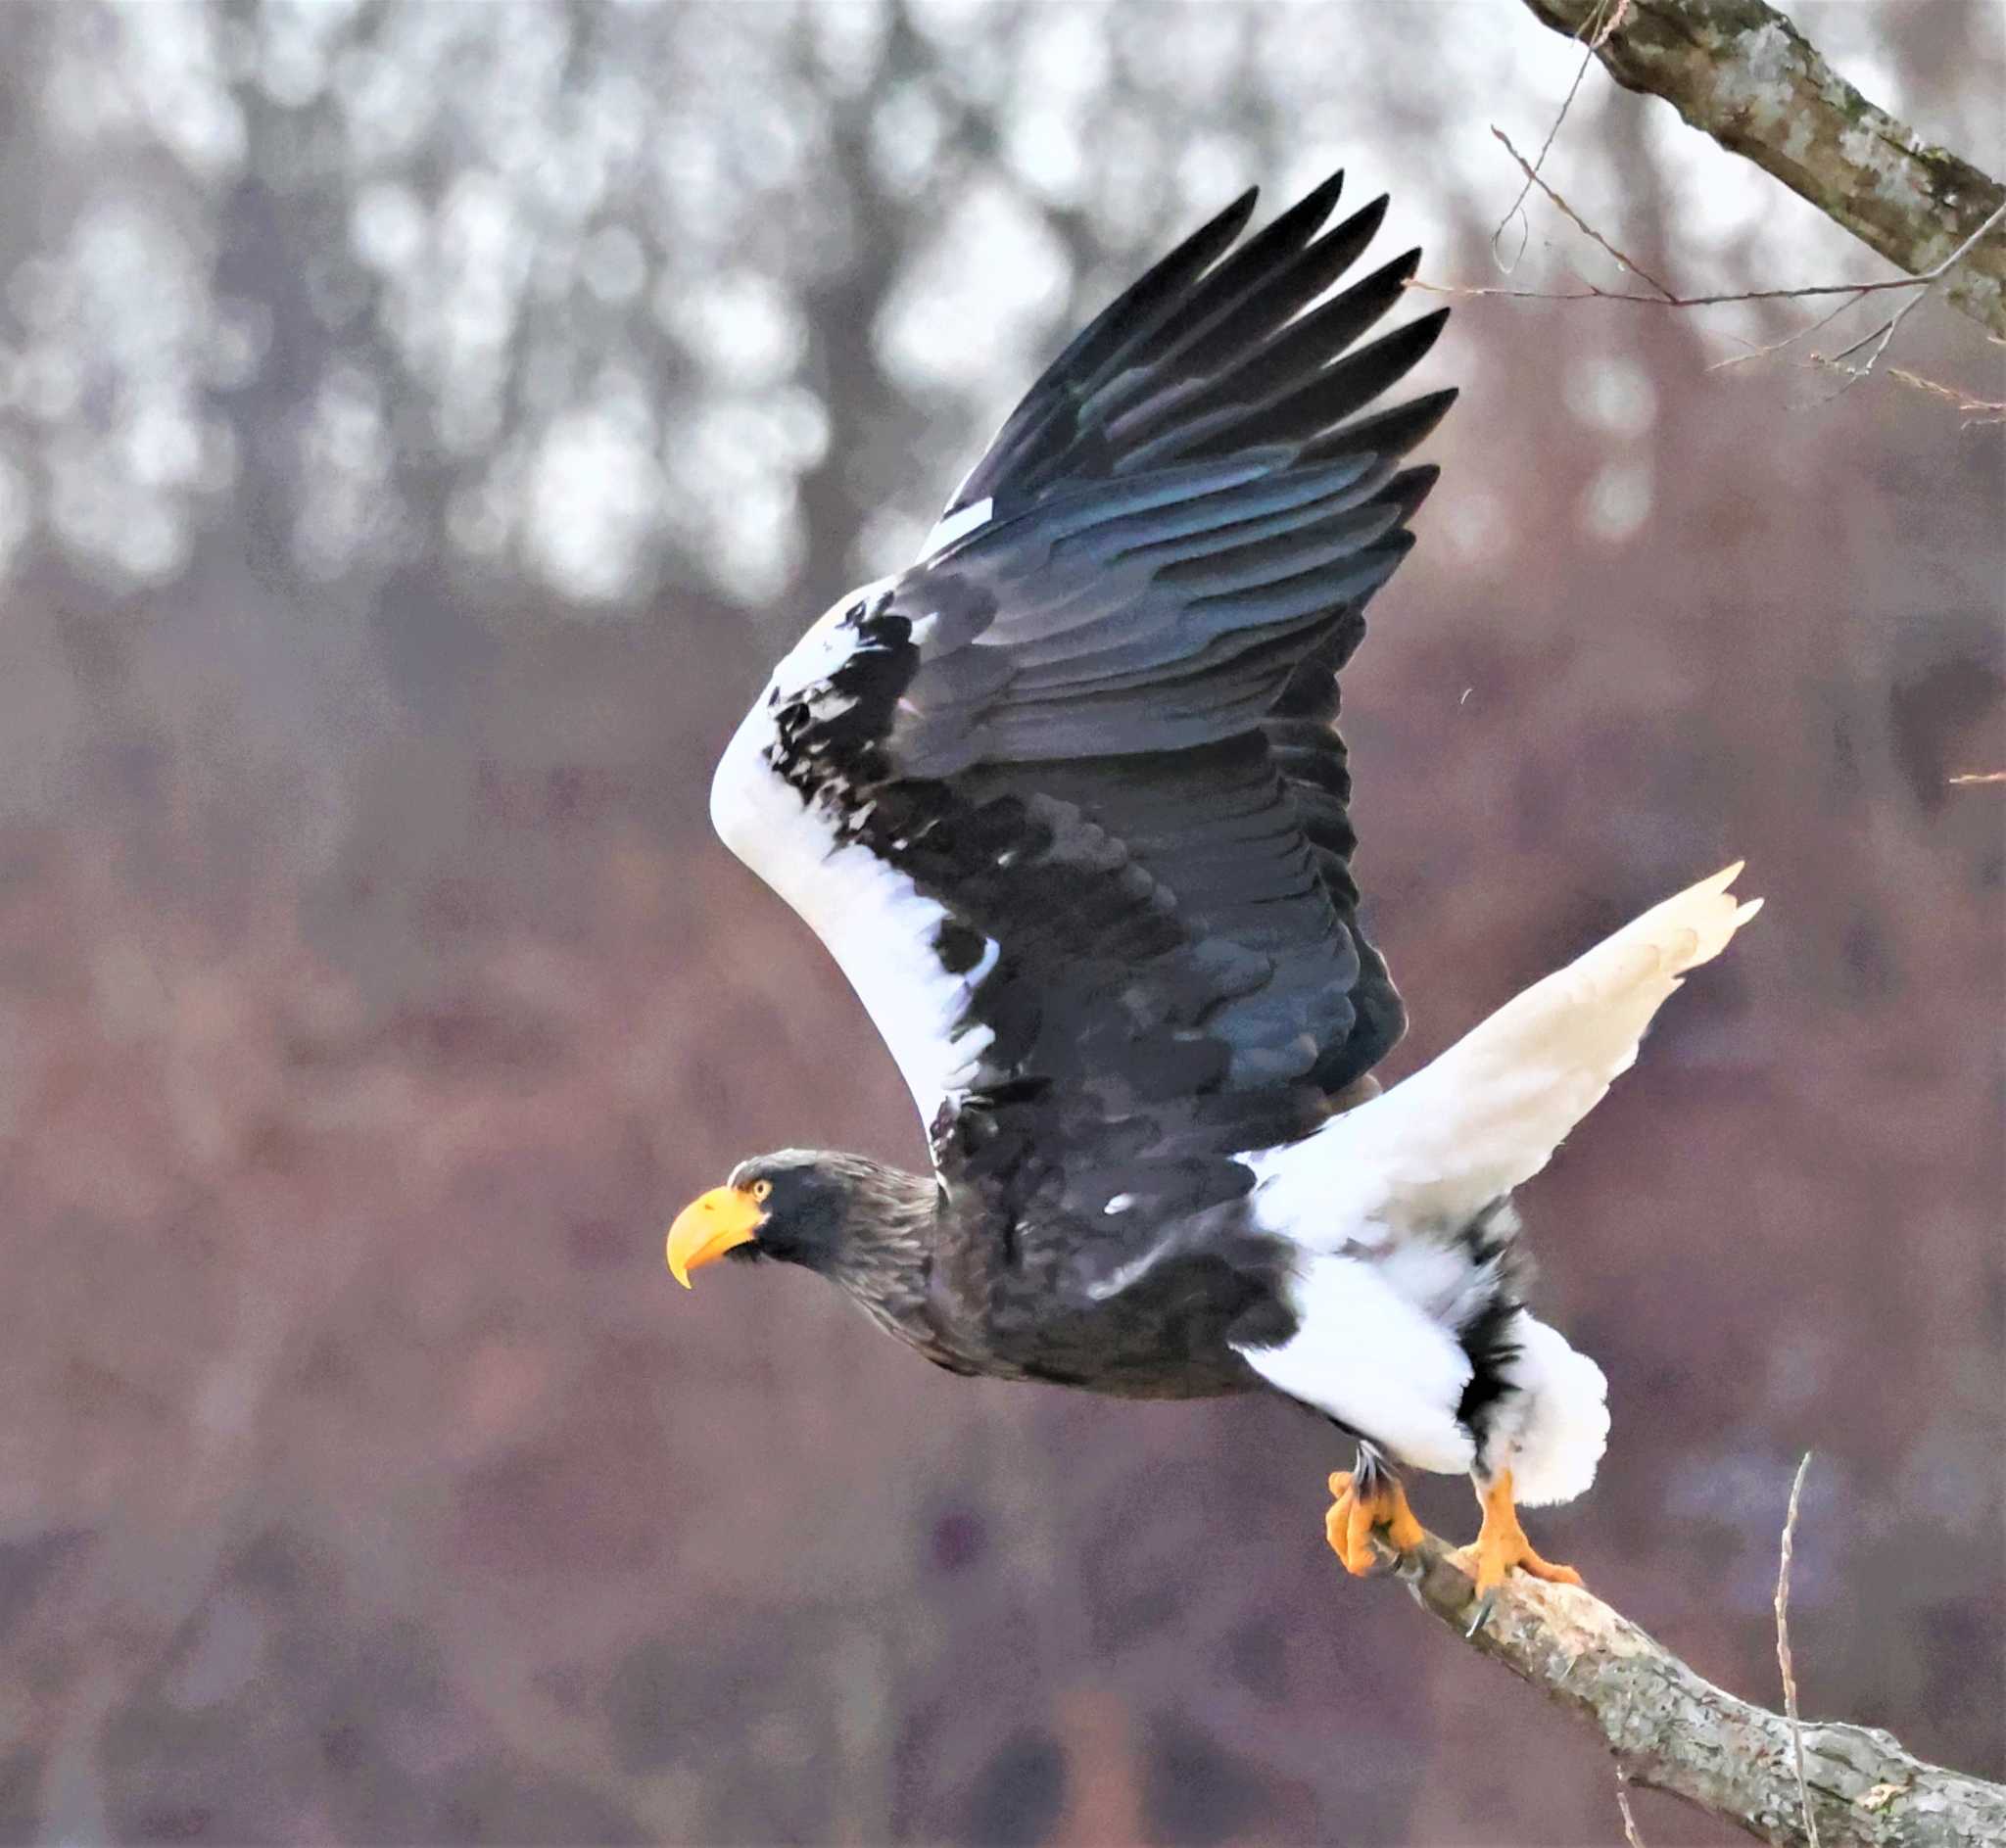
[1709,292,1866,373]
[1492,127,1675,300]
[1885,371,2006,426]
[1423,179,2006,322]
[1494,0,1630,268]
[1776,1452,1820,1848]
[1417,128,2006,417]
[1615,1763,1648,1847]
[1810,206,2006,398]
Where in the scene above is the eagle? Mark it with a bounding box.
[669,170,1758,1604]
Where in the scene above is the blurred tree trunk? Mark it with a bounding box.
[1519,0,2006,335]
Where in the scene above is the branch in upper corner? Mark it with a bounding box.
[1413,123,2006,414]
[1375,1522,2006,1847]
[1515,0,2006,340]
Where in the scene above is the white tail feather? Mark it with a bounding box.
[1237,865,1758,1497]
[1245,862,1762,1235]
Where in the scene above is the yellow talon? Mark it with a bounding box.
[1325,1467,1429,1576]
[1449,1468,1584,1596]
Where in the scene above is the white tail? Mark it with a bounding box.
[1246,862,1762,1236]
[1237,864,1758,1493]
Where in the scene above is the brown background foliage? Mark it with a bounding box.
[1,3,2000,1843]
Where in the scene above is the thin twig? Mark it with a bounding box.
[1776,1452,1820,1848]
[1886,369,2006,426]
[1709,290,1867,371]
[1496,20,1597,266]
[1435,170,2006,321]
[1410,276,1941,309]
[1493,127,1675,300]
[1614,1763,1648,1847]
[1492,1,1636,268]
[1948,770,2006,786]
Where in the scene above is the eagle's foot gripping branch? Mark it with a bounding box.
[1447,1467,1583,1631]
[1325,1465,1428,1576]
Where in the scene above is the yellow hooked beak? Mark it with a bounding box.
[666,1185,765,1287]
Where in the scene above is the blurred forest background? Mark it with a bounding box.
[1,2,2001,1843]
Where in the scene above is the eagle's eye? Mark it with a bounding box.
[751,1178,773,1203]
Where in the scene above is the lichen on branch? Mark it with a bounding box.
[1519,0,2006,338]
[1391,1534,2006,1847]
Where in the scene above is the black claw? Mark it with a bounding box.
[1464,1592,1497,1638]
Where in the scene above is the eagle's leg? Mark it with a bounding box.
[1450,1467,1583,1598]
[1325,1447,1427,1576]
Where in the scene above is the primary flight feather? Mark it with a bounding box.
[671,170,1758,1597]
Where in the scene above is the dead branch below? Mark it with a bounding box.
[1386,1533,2006,1846]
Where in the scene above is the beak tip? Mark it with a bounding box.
[666,1186,761,1290]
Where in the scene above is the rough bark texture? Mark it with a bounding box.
[1520,0,2006,336]
[1400,1536,2006,1847]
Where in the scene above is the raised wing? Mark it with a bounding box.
[711,171,1452,1298]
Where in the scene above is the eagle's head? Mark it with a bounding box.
[666,1150,864,1283]
[666,1151,945,1349]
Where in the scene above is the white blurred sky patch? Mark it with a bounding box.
[876,178,1071,393]
[0,0,1996,603]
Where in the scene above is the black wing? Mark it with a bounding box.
[739,172,1451,1303]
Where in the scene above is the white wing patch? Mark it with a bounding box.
[710,606,996,1133]
[917,497,994,562]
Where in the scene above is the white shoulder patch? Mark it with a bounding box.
[917,497,993,562]
[710,599,996,1135]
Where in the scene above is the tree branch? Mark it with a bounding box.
[1383,1535,2006,1846]
[1517,0,2006,338]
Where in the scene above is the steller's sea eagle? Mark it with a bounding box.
[668,170,1758,1602]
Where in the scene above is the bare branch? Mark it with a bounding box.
[1708,291,1865,371]
[1947,770,2006,786]
[1517,0,2006,339]
[1492,125,1677,299]
[1494,1,1626,267]
[1813,205,2006,396]
[1615,1764,1648,1848]
[1884,371,2006,426]
[1776,1453,1820,1848]
[1375,1527,2006,1846]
